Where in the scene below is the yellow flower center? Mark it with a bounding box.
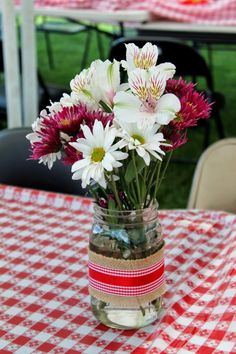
[135,86,148,100]
[174,112,183,123]
[61,118,71,126]
[132,134,145,144]
[134,55,154,70]
[91,147,105,162]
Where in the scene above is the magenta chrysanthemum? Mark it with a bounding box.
[29,117,61,160]
[162,126,188,151]
[63,135,83,165]
[53,104,87,135]
[166,78,212,129]
[53,104,114,135]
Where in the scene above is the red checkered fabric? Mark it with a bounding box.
[148,0,236,25]
[14,0,236,25]
[0,184,235,354]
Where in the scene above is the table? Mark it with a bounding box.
[0,183,235,353]
[137,21,236,44]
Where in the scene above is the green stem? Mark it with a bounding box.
[152,160,162,203]
[87,185,98,201]
[110,174,122,210]
[144,161,159,207]
[130,181,139,209]
[131,150,142,208]
[155,151,173,199]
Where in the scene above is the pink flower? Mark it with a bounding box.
[53,104,113,135]
[53,104,87,135]
[162,126,188,151]
[29,117,61,161]
[166,78,212,129]
[63,135,83,165]
[98,198,108,208]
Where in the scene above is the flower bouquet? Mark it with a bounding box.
[27,42,211,329]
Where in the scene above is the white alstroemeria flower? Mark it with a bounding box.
[70,120,128,188]
[91,59,122,109]
[117,121,168,165]
[114,67,181,128]
[122,42,158,72]
[70,67,100,110]
[155,62,176,80]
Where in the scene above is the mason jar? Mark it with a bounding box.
[88,203,166,329]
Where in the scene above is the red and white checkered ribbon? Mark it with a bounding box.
[88,257,165,296]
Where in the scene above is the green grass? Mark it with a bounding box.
[36,27,236,209]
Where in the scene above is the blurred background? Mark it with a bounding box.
[1,1,236,208]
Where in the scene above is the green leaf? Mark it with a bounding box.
[108,198,118,225]
[124,155,146,183]
[135,155,146,173]
[99,100,112,113]
[139,177,146,201]
[125,159,136,183]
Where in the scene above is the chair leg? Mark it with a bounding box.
[44,32,54,69]
[203,120,211,149]
[214,110,225,139]
[95,28,104,60]
[80,30,92,70]
[37,70,51,108]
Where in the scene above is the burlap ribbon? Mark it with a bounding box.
[88,243,166,307]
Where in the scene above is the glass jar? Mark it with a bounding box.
[88,203,165,329]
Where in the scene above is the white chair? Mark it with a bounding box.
[188,138,236,213]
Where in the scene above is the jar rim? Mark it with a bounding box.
[93,201,159,214]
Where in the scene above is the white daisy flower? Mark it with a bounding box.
[70,120,128,188]
[117,121,169,166]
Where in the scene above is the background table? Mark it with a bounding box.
[0,184,236,353]
[137,22,236,44]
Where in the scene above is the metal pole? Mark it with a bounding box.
[1,0,22,128]
[21,0,38,126]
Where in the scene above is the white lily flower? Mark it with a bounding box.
[70,120,128,188]
[114,91,157,128]
[128,67,166,102]
[91,59,122,109]
[155,62,176,80]
[122,42,158,72]
[117,121,168,165]
[114,67,181,128]
[70,67,100,110]
[155,93,181,125]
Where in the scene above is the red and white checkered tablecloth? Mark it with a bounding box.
[148,0,236,26]
[0,184,236,354]
[14,0,236,25]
